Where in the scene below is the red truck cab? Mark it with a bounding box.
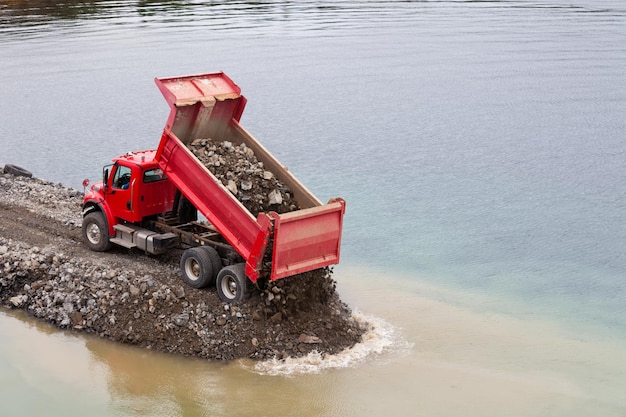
[83,150,177,247]
[104,150,176,224]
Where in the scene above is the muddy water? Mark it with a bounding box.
[1,0,626,415]
[3,267,626,416]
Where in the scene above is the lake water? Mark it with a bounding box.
[1,0,626,415]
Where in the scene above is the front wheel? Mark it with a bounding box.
[82,211,112,252]
[216,263,249,304]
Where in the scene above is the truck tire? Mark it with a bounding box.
[82,211,112,252]
[216,263,249,304]
[200,246,222,285]
[3,164,32,178]
[180,247,215,289]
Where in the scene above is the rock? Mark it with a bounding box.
[172,313,189,327]
[226,180,237,194]
[174,286,185,299]
[216,316,227,326]
[70,311,83,326]
[298,333,321,344]
[31,280,45,290]
[240,180,252,191]
[268,189,282,205]
[129,284,140,296]
[9,294,27,307]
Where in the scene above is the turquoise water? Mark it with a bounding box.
[1,1,626,415]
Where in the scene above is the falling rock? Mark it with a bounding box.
[268,189,282,205]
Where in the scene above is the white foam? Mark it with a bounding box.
[250,311,402,376]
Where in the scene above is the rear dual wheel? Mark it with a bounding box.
[180,250,251,304]
[216,263,249,304]
[180,246,222,288]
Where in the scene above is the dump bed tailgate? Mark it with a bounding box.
[270,199,345,279]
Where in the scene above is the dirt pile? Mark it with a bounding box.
[0,167,366,361]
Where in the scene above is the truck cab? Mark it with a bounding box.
[82,150,177,251]
[102,150,177,224]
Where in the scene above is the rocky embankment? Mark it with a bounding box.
[0,166,366,361]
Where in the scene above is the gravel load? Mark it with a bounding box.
[188,138,299,216]
[0,166,366,361]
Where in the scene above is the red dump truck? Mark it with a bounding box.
[81,72,345,303]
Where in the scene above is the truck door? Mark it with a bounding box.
[107,163,135,222]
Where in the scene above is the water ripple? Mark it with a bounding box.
[0,0,425,41]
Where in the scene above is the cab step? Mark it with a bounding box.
[112,224,137,248]
[109,237,137,248]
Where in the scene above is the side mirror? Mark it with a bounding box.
[103,168,109,191]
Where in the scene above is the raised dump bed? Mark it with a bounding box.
[154,72,345,283]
